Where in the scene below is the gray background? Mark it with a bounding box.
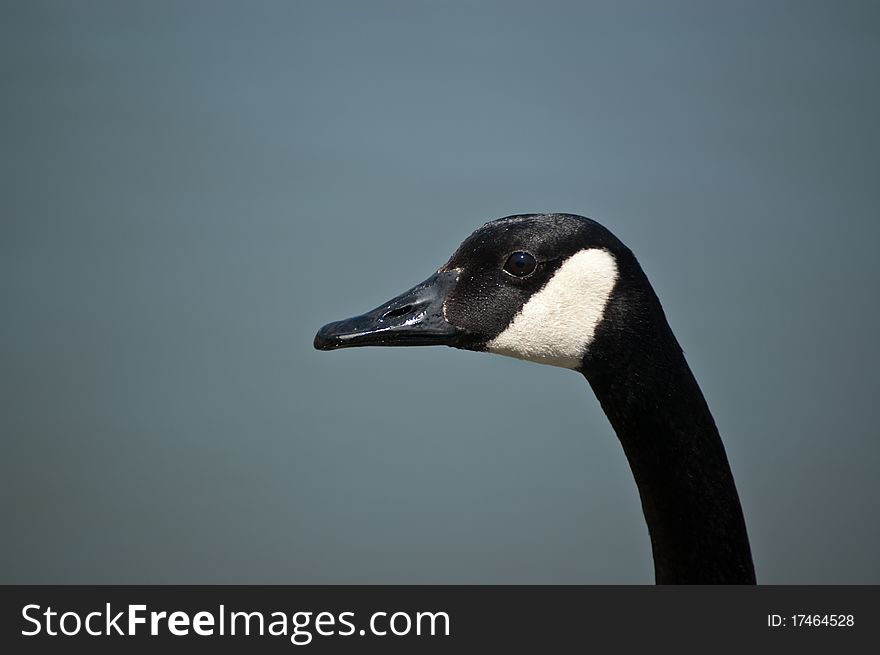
[2,0,878,584]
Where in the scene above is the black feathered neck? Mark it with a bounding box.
[582,250,756,584]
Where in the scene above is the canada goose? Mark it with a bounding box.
[314,213,756,584]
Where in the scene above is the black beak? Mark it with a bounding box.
[314,270,463,351]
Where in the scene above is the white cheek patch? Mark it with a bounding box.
[486,248,618,369]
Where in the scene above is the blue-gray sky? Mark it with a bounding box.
[2,0,878,583]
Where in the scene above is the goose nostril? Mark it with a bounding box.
[382,304,413,320]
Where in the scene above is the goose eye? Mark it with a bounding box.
[503,251,537,277]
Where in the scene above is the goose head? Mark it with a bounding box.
[314,213,654,373]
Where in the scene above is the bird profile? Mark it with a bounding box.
[315,213,756,584]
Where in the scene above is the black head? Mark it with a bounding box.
[314,213,657,372]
